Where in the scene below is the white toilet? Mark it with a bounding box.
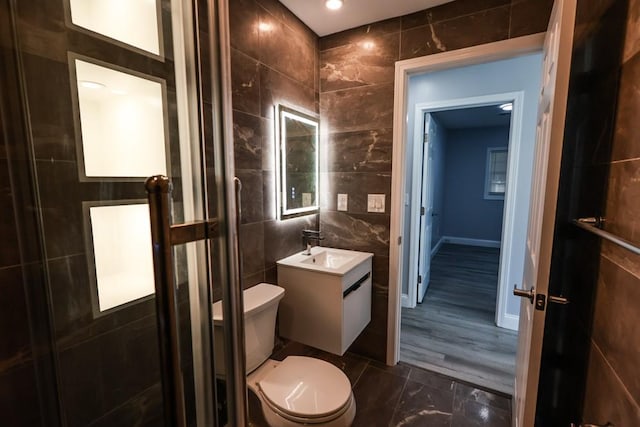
[212,283,356,427]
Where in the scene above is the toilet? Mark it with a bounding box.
[212,283,356,427]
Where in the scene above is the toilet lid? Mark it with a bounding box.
[258,356,352,419]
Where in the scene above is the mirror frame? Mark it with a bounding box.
[275,104,320,220]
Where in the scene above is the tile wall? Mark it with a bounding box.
[6,0,638,424]
[581,0,640,423]
[0,0,196,424]
[228,0,320,289]
[0,47,46,427]
[0,0,58,424]
[538,0,640,424]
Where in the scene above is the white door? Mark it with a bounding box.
[513,0,576,426]
[417,113,434,303]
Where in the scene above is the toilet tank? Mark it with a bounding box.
[212,283,285,375]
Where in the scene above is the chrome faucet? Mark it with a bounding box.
[302,229,323,255]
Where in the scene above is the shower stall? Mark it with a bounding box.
[0,0,246,425]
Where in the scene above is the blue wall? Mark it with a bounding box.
[442,127,509,241]
[401,52,543,317]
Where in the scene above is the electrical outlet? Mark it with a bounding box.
[337,194,348,211]
[367,194,385,213]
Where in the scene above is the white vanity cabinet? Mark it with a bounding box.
[276,247,373,355]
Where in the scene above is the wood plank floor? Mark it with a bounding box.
[400,243,517,395]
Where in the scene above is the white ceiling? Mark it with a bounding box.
[431,105,512,130]
[278,0,456,36]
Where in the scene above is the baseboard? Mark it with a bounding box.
[430,237,445,258]
[441,236,501,248]
[498,313,519,331]
[401,293,412,308]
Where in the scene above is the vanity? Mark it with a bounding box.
[277,246,373,355]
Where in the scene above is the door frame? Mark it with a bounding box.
[404,92,526,332]
[387,33,545,365]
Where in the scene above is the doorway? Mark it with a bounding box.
[401,102,521,394]
[390,37,547,394]
[388,1,577,423]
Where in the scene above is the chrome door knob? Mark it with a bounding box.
[513,284,535,304]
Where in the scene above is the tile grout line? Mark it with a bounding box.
[609,156,640,164]
[350,359,369,388]
[387,369,410,427]
[255,1,318,53]
[591,340,640,410]
[601,251,640,280]
[231,46,317,100]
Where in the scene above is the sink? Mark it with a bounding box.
[300,250,354,270]
[276,246,373,355]
[277,246,372,276]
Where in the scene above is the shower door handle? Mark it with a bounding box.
[225,177,248,426]
[146,175,227,427]
[147,175,188,427]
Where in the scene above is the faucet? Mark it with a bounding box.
[302,229,323,255]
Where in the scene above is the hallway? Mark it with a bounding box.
[400,244,517,394]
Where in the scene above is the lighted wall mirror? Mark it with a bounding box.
[70,55,169,180]
[67,0,163,57]
[83,201,155,315]
[276,105,320,220]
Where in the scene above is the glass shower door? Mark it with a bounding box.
[7,0,242,425]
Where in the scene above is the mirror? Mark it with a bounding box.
[276,105,319,219]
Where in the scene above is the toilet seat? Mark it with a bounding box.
[259,391,354,424]
[257,356,352,423]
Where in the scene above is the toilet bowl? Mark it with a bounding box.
[212,283,356,427]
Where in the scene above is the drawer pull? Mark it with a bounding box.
[343,272,370,298]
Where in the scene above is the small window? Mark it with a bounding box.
[484,147,508,200]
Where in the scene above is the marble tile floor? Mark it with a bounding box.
[400,244,518,395]
[247,340,512,427]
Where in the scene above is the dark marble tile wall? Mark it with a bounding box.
[229,0,319,289]
[581,0,640,423]
[0,0,58,424]
[0,0,198,424]
[318,0,553,362]
[537,0,640,425]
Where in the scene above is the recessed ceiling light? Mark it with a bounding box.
[80,80,105,90]
[499,103,513,111]
[325,0,343,10]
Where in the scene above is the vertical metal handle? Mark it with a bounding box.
[221,177,248,426]
[209,0,248,423]
[146,175,187,427]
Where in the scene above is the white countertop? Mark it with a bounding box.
[276,246,373,276]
